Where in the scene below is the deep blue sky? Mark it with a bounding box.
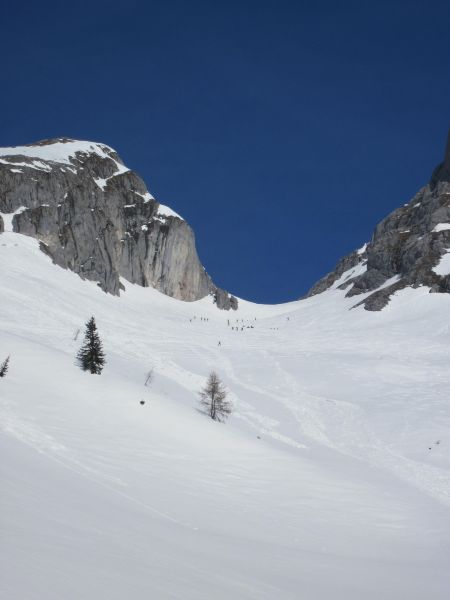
[1,1,449,303]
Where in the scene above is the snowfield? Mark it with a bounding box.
[0,139,120,167]
[1,232,450,599]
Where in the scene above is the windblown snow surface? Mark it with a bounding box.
[0,140,119,168]
[1,232,450,600]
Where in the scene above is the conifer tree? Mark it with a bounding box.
[199,371,232,422]
[0,355,10,378]
[77,317,106,374]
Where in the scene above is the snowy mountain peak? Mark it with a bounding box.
[0,137,122,167]
[307,129,450,310]
[0,138,128,180]
[0,138,237,309]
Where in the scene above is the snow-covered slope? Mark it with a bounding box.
[1,232,450,599]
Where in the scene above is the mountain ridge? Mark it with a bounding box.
[0,138,238,310]
[2,132,450,312]
[306,129,450,310]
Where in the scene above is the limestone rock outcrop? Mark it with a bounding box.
[0,138,237,309]
[306,130,450,310]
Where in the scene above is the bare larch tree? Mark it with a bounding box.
[199,371,232,422]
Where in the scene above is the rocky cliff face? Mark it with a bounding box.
[0,138,237,310]
[306,130,450,310]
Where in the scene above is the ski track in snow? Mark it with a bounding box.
[1,231,450,599]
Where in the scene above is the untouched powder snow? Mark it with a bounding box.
[1,232,450,599]
[0,139,118,165]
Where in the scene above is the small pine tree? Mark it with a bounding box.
[0,355,10,378]
[77,317,106,374]
[199,371,232,422]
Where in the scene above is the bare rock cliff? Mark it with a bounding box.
[306,130,450,310]
[0,138,237,310]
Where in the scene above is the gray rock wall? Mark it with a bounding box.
[0,138,237,309]
[306,130,450,310]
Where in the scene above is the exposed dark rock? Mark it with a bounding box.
[214,288,239,310]
[430,130,450,189]
[0,138,237,310]
[306,130,450,310]
[305,248,366,297]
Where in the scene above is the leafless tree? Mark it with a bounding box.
[144,367,154,387]
[199,371,232,422]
